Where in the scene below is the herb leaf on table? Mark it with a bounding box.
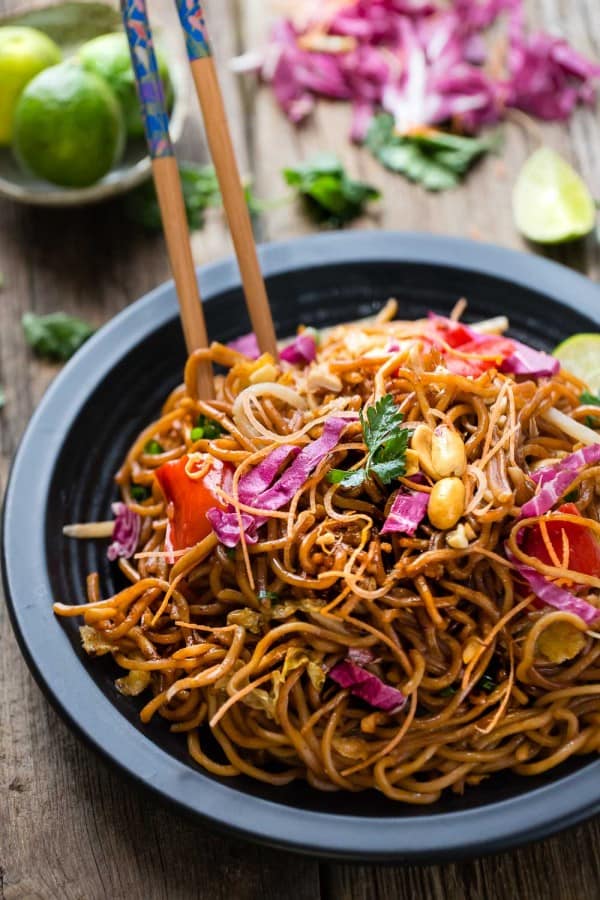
[283,153,380,227]
[22,312,95,362]
[124,163,221,231]
[124,163,265,231]
[366,114,501,191]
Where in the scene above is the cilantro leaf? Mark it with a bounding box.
[361,394,403,450]
[328,394,408,488]
[366,114,501,192]
[124,163,266,232]
[283,153,380,227]
[329,468,367,489]
[22,312,95,362]
[125,163,221,231]
[370,430,409,485]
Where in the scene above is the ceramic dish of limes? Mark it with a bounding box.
[0,1,187,206]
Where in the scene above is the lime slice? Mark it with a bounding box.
[553,333,600,389]
[512,148,596,244]
[586,368,600,394]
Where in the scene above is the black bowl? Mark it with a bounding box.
[3,232,600,861]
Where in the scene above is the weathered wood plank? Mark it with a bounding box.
[324,817,600,900]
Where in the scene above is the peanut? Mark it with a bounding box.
[431,425,466,477]
[428,477,466,530]
[405,449,420,476]
[446,523,470,549]
[410,424,437,479]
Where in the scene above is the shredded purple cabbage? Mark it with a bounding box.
[207,417,355,547]
[381,487,429,536]
[205,508,259,548]
[347,647,377,666]
[227,332,260,360]
[254,418,355,510]
[280,331,318,365]
[238,445,301,505]
[500,341,560,378]
[507,550,599,625]
[240,0,600,139]
[522,444,600,519]
[107,502,141,561]
[329,660,407,712]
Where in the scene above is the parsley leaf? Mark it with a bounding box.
[581,390,600,427]
[366,114,501,191]
[22,312,95,362]
[329,394,408,489]
[284,153,380,227]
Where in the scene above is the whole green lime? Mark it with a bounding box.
[0,26,62,145]
[13,62,125,188]
[79,32,173,138]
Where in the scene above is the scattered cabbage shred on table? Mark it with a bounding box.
[236,0,600,142]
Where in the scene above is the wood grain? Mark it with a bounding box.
[1,0,599,898]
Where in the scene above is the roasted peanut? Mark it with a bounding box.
[446,523,470,549]
[431,425,466,477]
[405,449,420,476]
[410,424,437,479]
[306,365,342,393]
[427,477,465,530]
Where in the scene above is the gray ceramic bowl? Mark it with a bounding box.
[0,1,188,206]
[3,232,600,861]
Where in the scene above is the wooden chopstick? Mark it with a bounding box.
[120,0,213,400]
[174,1,279,360]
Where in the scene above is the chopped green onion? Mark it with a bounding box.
[144,439,163,455]
[580,390,600,427]
[258,589,280,603]
[478,674,497,694]
[439,685,457,698]
[197,414,224,439]
[190,426,204,442]
[130,484,151,502]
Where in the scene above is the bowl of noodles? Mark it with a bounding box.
[3,231,600,860]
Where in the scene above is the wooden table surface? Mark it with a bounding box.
[1,1,600,897]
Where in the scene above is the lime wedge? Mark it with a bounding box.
[513,148,596,244]
[553,333,600,389]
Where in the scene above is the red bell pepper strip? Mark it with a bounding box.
[522,503,600,577]
[155,454,228,551]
